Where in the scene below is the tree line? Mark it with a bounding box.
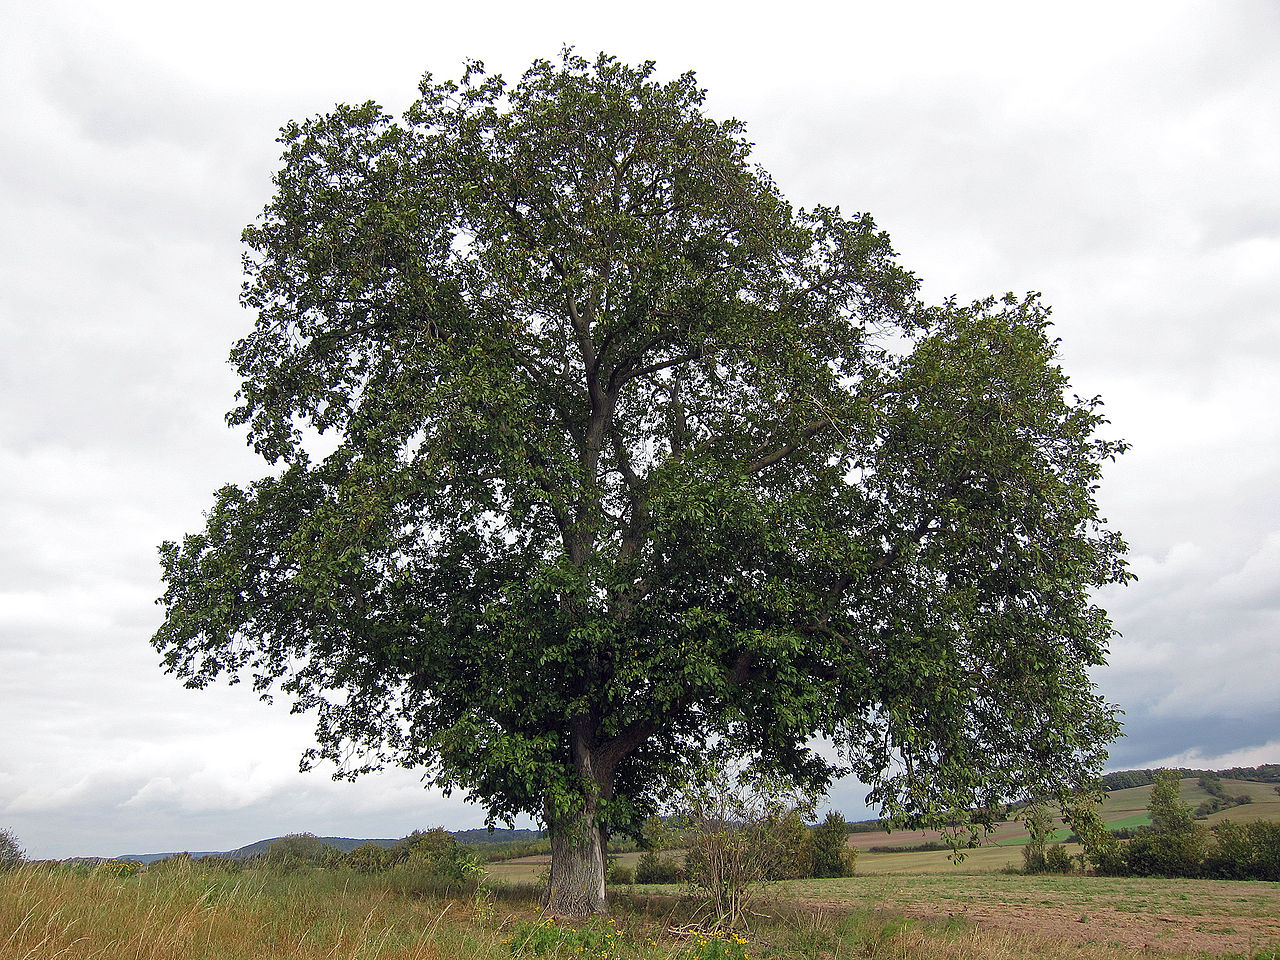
[1101,764,1280,791]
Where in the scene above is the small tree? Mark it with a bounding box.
[1123,769,1208,877]
[0,827,24,870]
[681,756,815,928]
[1062,788,1121,873]
[1147,769,1195,836]
[1021,802,1055,873]
[811,811,856,878]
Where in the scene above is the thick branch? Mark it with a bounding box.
[744,420,830,474]
[613,348,702,390]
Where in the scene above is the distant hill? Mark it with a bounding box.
[1102,764,1280,791]
[451,827,545,845]
[225,836,400,860]
[111,826,547,863]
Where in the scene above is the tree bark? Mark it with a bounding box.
[545,795,608,917]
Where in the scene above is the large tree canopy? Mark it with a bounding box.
[154,51,1128,916]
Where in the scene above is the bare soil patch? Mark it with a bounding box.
[788,874,1280,956]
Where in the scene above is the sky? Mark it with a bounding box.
[1,0,1277,861]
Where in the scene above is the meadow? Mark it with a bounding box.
[6,777,1279,960]
[4,857,1279,960]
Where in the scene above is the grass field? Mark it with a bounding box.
[4,858,1280,960]
[6,779,1279,959]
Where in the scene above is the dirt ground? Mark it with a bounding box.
[793,879,1280,956]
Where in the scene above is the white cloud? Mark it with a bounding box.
[1212,531,1280,610]
[1153,740,1280,772]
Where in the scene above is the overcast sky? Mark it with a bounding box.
[2,0,1278,861]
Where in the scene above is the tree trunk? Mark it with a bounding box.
[545,796,608,917]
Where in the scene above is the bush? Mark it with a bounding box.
[344,841,398,874]
[1204,819,1280,881]
[811,811,857,878]
[1091,839,1130,876]
[1121,828,1207,878]
[764,808,815,880]
[1044,843,1075,874]
[0,827,24,870]
[606,859,634,885]
[635,850,684,884]
[262,833,334,872]
[385,828,482,894]
[1021,803,1055,873]
[678,756,815,927]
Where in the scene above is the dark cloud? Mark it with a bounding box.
[1107,715,1280,773]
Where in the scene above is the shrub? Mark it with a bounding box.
[678,756,815,927]
[606,859,634,884]
[764,808,815,880]
[811,811,857,878]
[1204,819,1280,881]
[1044,843,1075,874]
[263,833,334,872]
[1021,803,1055,873]
[1122,829,1207,877]
[1090,837,1130,876]
[0,827,24,870]
[344,841,398,874]
[385,828,482,894]
[635,850,685,884]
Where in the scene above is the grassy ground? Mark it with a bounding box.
[8,780,1280,960]
[7,859,1277,960]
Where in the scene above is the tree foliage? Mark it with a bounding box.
[153,51,1128,915]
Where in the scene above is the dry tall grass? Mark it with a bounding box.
[2,860,1274,960]
[0,862,482,960]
